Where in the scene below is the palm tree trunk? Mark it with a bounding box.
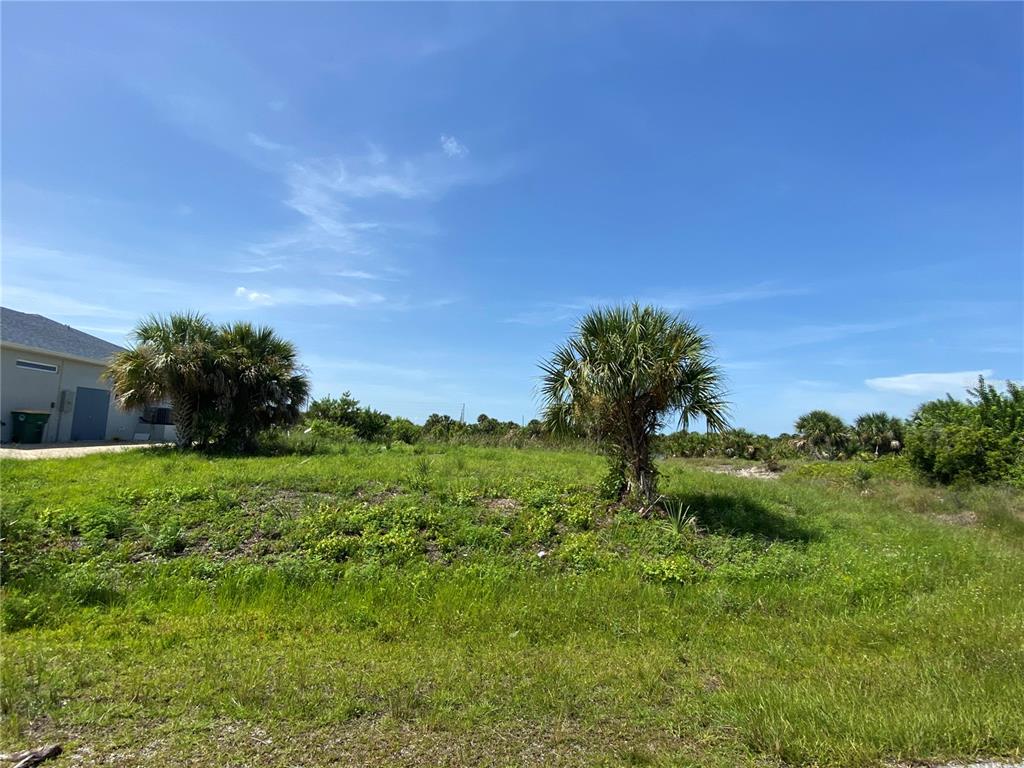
[623,434,657,507]
[170,392,195,449]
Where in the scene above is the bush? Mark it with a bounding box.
[390,417,421,445]
[306,393,361,425]
[305,393,391,442]
[640,554,706,584]
[256,428,325,456]
[905,378,1024,486]
[306,419,357,443]
[0,590,48,632]
[655,430,798,461]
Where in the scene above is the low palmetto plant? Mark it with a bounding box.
[661,497,699,536]
[414,456,432,479]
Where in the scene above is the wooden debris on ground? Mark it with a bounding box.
[0,745,62,768]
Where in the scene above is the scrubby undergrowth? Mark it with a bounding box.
[1,446,1022,767]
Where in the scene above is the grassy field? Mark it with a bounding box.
[1,445,1022,767]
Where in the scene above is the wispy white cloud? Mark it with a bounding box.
[1,242,181,323]
[658,282,809,310]
[723,319,910,351]
[440,134,468,158]
[302,355,440,382]
[288,158,418,201]
[503,301,588,326]
[865,370,993,396]
[0,285,137,321]
[247,132,287,152]
[231,285,385,309]
[234,286,273,304]
[330,269,403,281]
[245,141,513,288]
[504,282,809,326]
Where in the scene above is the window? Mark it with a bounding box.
[15,359,58,373]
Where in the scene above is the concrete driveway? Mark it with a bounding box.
[0,441,173,460]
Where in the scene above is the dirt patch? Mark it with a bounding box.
[245,488,339,514]
[703,465,781,481]
[935,510,979,527]
[10,716,709,767]
[0,442,172,461]
[483,497,521,512]
[357,485,405,505]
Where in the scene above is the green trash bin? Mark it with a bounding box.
[11,410,50,444]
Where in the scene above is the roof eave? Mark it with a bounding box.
[0,340,118,368]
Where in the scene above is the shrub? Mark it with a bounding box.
[305,393,391,442]
[390,417,422,445]
[655,430,798,461]
[557,532,610,572]
[354,407,391,442]
[306,419,357,442]
[640,554,706,584]
[0,590,48,632]
[905,378,1024,486]
[153,518,186,556]
[306,392,361,424]
[257,428,325,456]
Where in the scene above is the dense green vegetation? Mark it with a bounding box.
[2,446,1022,766]
[106,313,309,452]
[905,377,1024,487]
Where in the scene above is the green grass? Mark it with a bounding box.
[1,445,1022,766]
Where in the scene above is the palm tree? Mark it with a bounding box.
[216,321,310,453]
[854,411,904,456]
[105,313,222,449]
[540,304,729,506]
[106,313,309,452]
[794,410,850,459]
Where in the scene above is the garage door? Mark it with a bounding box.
[70,387,110,441]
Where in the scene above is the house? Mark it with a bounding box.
[0,307,172,444]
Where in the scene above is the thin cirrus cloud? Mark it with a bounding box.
[246,134,502,268]
[233,285,385,308]
[864,370,993,396]
[247,132,288,152]
[657,282,810,311]
[504,282,809,326]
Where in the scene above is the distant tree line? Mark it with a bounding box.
[304,393,557,448]
[107,312,1021,490]
[656,410,906,463]
[655,376,1023,488]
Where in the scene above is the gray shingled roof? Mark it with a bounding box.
[0,307,126,364]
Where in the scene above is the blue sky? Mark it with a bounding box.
[2,3,1021,434]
